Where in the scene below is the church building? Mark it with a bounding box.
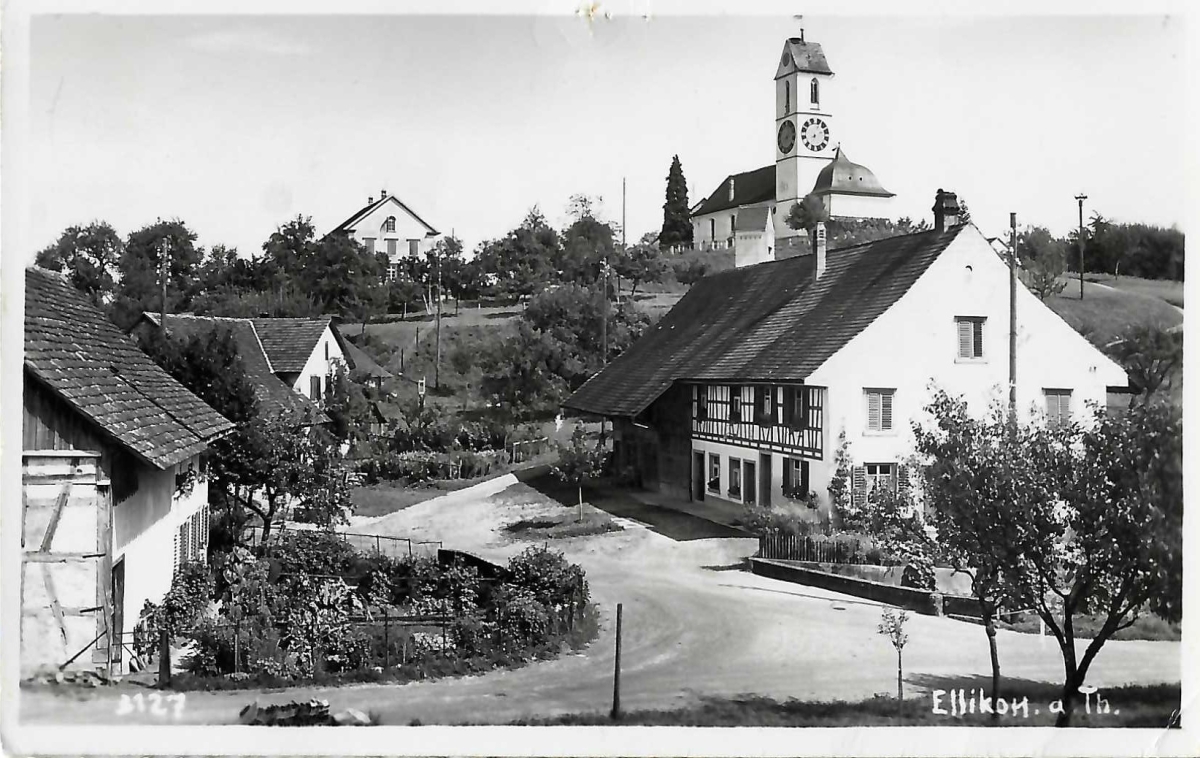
[691,32,894,267]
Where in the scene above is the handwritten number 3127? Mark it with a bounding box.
[115,693,185,718]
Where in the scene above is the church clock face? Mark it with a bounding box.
[777,121,796,154]
[801,117,830,152]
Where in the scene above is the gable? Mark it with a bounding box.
[334,196,439,238]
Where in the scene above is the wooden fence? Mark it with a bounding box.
[506,437,549,464]
[757,533,876,565]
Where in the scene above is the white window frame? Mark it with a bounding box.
[864,388,896,435]
[1044,388,1073,427]
[728,457,742,500]
[865,462,897,501]
[955,316,987,363]
[708,453,721,493]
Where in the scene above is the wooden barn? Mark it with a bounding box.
[22,267,233,676]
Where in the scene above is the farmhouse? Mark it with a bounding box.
[22,267,234,675]
[564,192,1131,520]
[690,33,895,266]
[133,313,347,409]
[329,189,442,282]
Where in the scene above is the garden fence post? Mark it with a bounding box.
[611,603,623,721]
[157,628,171,688]
[234,619,240,674]
[383,607,390,668]
[376,535,381,555]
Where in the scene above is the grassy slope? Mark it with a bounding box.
[1043,280,1182,345]
[1084,273,1184,308]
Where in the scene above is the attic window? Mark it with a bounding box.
[384,216,397,233]
[810,78,819,106]
[956,316,986,360]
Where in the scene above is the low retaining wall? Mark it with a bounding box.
[778,561,975,596]
[749,557,977,617]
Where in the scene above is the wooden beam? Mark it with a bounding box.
[24,552,106,563]
[39,481,72,552]
[42,569,68,646]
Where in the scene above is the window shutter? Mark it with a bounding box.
[897,464,911,500]
[783,388,794,428]
[867,392,881,431]
[973,319,984,358]
[957,319,971,359]
[800,387,811,431]
[178,522,189,567]
[801,460,810,498]
[1061,392,1071,423]
[881,391,893,431]
[173,528,180,573]
[851,466,867,507]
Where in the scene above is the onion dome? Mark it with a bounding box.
[810,147,894,198]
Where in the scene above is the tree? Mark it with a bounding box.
[552,423,609,521]
[476,207,560,299]
[35,221,123,305]
[956,196,972,225]
[914,392,1182,727]
[113,219,203,329]
[260,215,320,291]
[612,241,667,297]
[785,193,829,252]
[303,231,388,322]
[558,202,617,285]
[913,390,1028,717]
[1017,226,1069,301]
[672,259,710,287]
[321,363,374,448]
[1102,324,1183,405]
[877,608,909,700]
[659,155,693,249]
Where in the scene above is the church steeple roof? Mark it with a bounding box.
[811,147,894,198]
[776,35,833,79]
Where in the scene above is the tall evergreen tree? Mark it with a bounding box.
[659,155,693,249]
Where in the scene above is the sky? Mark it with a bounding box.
[23,12,1188,260]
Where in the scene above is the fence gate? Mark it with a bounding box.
[21,451,112,677]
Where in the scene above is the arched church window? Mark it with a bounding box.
[810,78,819,106]
[384,216,397,233]
[784,82,791,113]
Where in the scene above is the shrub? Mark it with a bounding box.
[506,545,589,609]
[450,614,490,656]
[134,561,216,659]
[499,596,549,646]
[270,530,360,578]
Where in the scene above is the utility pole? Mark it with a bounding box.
[601,257,609,366]
[1008,212,1018,421]
[1074,193,1087,300]
[158,239,169,332]
[434,242,442,390]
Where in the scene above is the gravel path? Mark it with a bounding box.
[19,482,1180,725]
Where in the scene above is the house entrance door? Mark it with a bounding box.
[744,461,757,506]
[693,452,705,501]
[111,559,125,665]
[759,453,772,507]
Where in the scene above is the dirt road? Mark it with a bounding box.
[19,483,1179,725]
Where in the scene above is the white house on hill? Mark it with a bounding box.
[329,189,442,281]
[565,190,1131,522]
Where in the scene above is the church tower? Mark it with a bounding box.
[775,32,836,239]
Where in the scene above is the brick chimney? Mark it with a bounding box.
[815,221,827,277]
[728,177,736,203]
[932,188,961,232]
[380,187,388,201]
[367,195,374,205]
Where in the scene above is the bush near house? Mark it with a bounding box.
[142,536,595,690]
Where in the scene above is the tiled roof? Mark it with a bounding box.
[250,318,330,373]
[144,314,328,423]
[737,206,772,233]
[692,165,775,217]
[342,339,395,380]
[564,225,967,417]
[25,268,234,470]
[779,38,833,76]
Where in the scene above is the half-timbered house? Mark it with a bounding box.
[22,267,234,675]
[565,191,1130,521]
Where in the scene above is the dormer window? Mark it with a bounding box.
[810,78,820,106]
[384,216,397,233]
